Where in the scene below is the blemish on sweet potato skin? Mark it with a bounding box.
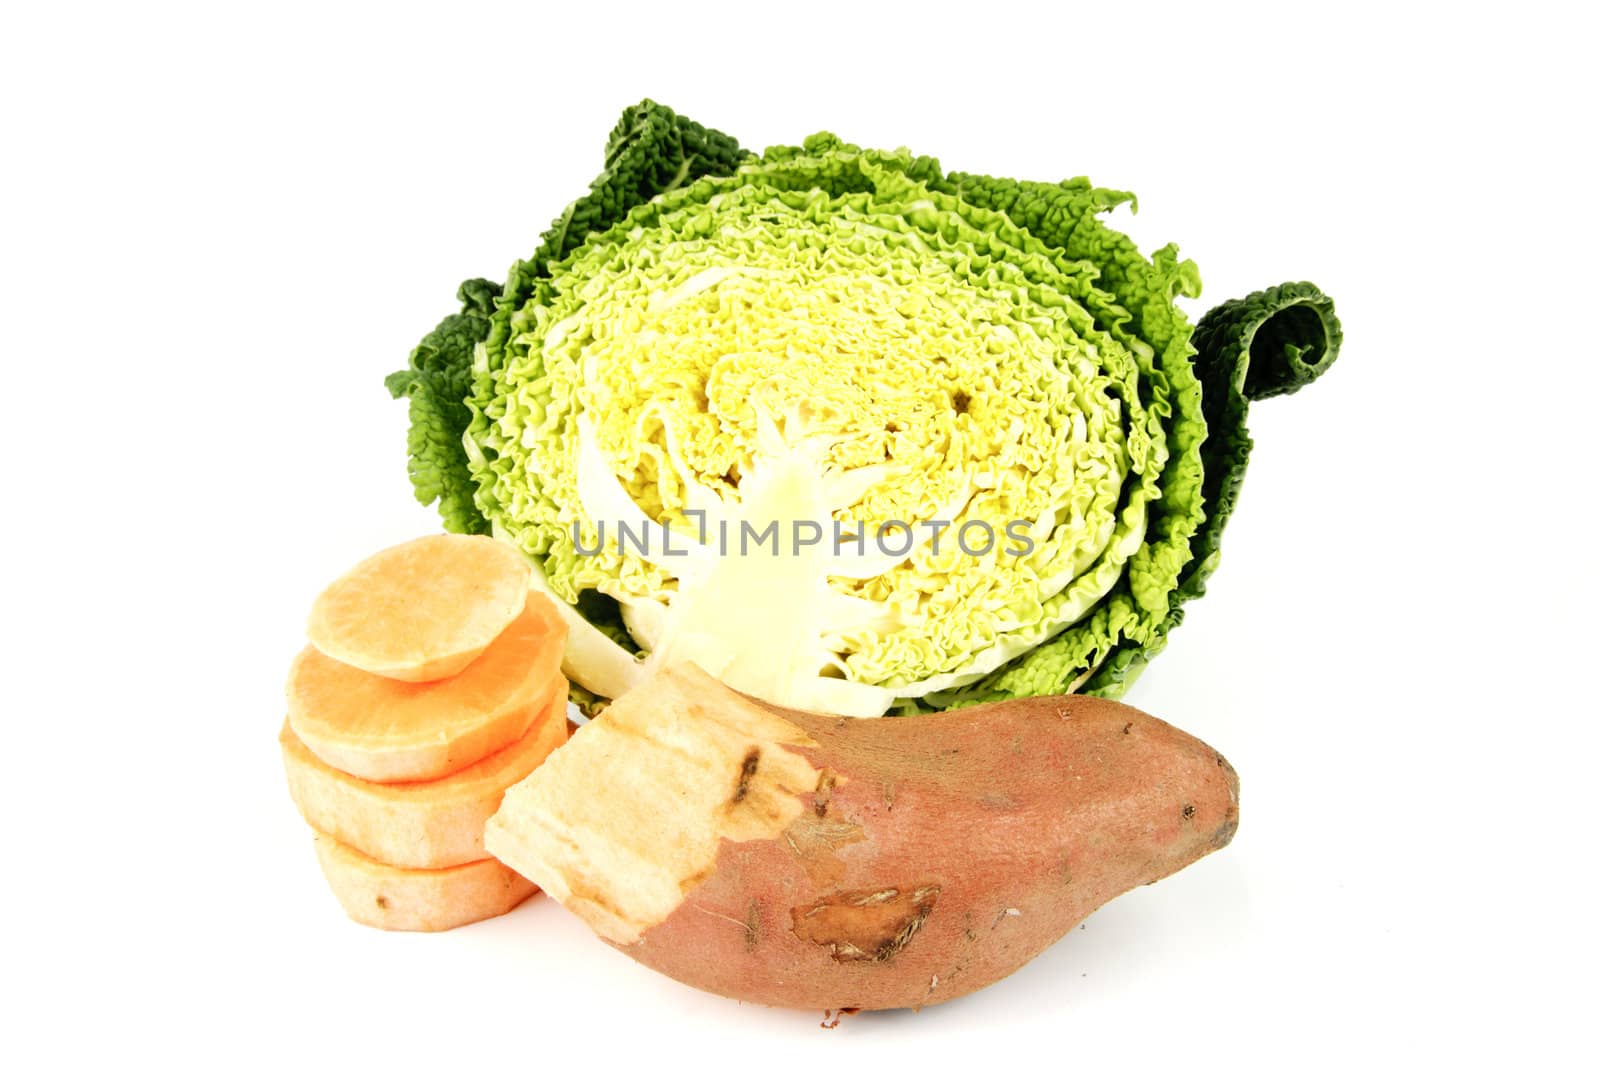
[744,900,761,950]
[812,771,837,817]
[730,747,761,805]
[783,813,866,885]
[791,885,942,963]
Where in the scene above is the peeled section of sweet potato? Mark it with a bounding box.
[312,833,537,932]
[280,676,569,869]
[486,665,1238,1010]
[287,594,566,782]
[307,534,532,682]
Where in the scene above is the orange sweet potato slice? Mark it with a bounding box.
[307,534,531,682]
[311,833,537,932]
[288,593,566,783]
[281,676,569,868]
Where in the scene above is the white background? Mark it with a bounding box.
[5,2,1595,1063]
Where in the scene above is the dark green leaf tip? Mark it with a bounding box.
[1175,281,1343,603]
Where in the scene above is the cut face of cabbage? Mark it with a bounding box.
[466,142,1185,715]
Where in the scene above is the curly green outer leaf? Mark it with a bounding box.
[1178,281,1342,598]
[503,99,751,306]
[384,278,501,534]
[1082,281,1343,696]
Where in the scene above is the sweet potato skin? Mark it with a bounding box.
[621,694,1238,1010]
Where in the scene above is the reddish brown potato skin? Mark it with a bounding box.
[621,695,1239,1010]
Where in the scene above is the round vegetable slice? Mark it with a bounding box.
[280,676,569,869]
[311,833,536,932]
[306,533,532,682]
[287,593,566,783]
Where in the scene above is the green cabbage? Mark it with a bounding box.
[388,100,1340,716]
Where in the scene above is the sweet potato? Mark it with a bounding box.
[287,594,565,782]
[307,534,532,682]
[281,676,569,869]
[486,665,1238,1010]
[312,833,537,932]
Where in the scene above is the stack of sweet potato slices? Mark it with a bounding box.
[281,535,569,931]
